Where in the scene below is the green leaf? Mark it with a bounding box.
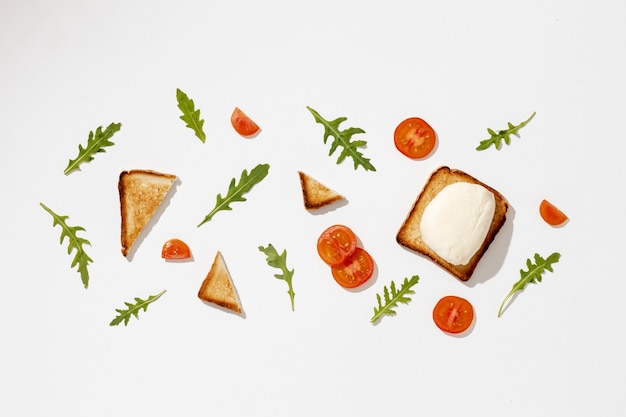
[176,88,206,142]
[40,202,93,289]
[306,106,376,171]
[64,122,121,174]
[109,290,167,326]
[259,244,296,311]
[498,252,561,317]
[476,112,536,151]
[198,163,270,226]
[371,275,420,323]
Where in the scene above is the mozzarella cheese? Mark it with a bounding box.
[419,182,495,265]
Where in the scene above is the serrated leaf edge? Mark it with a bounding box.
[476,111,536,151]
[64,122,122,175]
[109,290,167,327]
[259,244,296,311]
[197,163,270,226]
[176,88,206,142]
[306,106,376,171]
[40,202,93,289]
[370,275,420,323]
[497,252,560,317]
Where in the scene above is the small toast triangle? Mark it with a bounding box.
[118,169,177,257]
[298,171,346,210]
[198,251,243,314]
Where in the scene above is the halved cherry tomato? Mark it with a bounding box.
[539,199,568,226]
[394,117,436,159]
[433,295,474,334]
[161,238,191,259]
[230,107,260,137]
[331,247,375,288]
[316,224,358,266]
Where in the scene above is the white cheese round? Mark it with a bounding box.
[420,182,495,265]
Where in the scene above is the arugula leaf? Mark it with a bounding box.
[40,202,93,289]
[306,106,376,172]
[498,252,561,317]
[176,88,206,142]
[259,244,296,311]
[109,290,167,326]
[371,275,420,323]
[197,163,270,226]
[476,112,536,151]
[64,122,121,175]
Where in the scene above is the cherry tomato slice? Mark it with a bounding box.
[433,295,474,334]
[230,107,260,137]
[317,224,358,266]
[394,117,436,159]
[331,247,375,288]
[161,238,192,259]
[539,199,568,226]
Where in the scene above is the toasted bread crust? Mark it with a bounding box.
[119,169,177,257]
[396,166,508,281]
[298,171,345,210]
[198,251,242,313]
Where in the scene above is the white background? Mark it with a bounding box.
[1,0,625,416]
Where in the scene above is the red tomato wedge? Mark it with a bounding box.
[317,224,358,266]
[394,117,437,159]
[161,239,192,259]
[539,199,568,226]
[433,295,474,334]
[230,107,260,137]
[331,247,374,288]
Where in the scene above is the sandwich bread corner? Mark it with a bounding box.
[198,251,243,314]
[118,169,177,257]
[298,171,346,210]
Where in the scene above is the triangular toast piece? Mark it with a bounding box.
[118,169,177,257]
[298,171,346,210]
[198,251,243,313]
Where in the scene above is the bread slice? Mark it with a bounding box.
[118,169,177,257]
[298,171,346,210]
[198,251,243,313]
[396,166,508,281]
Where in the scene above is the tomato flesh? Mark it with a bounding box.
[317,224,358,266]
[394,117,436,159]
[539,199,568,226]
[433,295,474,334]
[161,238,192,259]
[331,247,374,288]
[230,107,260,137]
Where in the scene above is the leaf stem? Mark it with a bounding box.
[518,111,536,129]
[498,292,514,317]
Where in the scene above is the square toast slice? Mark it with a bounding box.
[396,166,508,281]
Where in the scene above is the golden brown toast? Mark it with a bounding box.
[198,251,243,313]
[396,166,508,281]
[298,171,346,210]
[118,169,177,257]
